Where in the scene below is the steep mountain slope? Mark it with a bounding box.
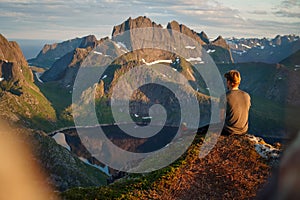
[40,37,123,87]
[227,35,300,63]
[0,34,56,130]
[280,49,300,67]
[28,35,98,69]
[40,48,89,83]
[31,129,108,191]
[208,35,233,63]
[0,34,28,66]
[0,121,107,192]
[63,59,299,139]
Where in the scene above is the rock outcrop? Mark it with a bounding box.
[112,16,163,50]
[0,34,28,67]
[112,16,163,36]
[167,20,207,46]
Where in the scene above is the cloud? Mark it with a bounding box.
[248,10,268,15]
[0,0,103,39]
[272,0,300,18]
[0,11,27,17]
[281,0,300,7]
[167,1,245,25]
[0,0,299,40]
[275,10,300,18]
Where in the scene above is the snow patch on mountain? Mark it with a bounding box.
[93,51,103,55]
[186,57,204,63]
[53,132,71,151]
[114,41,129,53]
[142,58,172,66]
[241,44,251,49]
[185,46,196,49]
[207,49,216,53]
[79,157,110,175]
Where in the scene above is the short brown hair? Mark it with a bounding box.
[224,70,241,87]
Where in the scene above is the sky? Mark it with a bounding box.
[0,0,300,41]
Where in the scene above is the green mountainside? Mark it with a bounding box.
[0,34,57,131]
[0,34,108,191]
[0,122,107,192]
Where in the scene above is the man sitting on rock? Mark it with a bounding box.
[219,70,251,135]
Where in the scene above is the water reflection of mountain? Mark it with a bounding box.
[51,124,196,175]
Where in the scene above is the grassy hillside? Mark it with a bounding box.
[0,64,57,131]
[34,79,74,129]
[61,133,272,199]
[31,129,108,191]
[0,121,108,192]
[0,34,59,131]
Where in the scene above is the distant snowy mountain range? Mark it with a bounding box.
[226,35,300,63]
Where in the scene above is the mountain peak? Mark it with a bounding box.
[167,20,207,46]
[112,16,162,38]
[212,35,227,47]
[110,16,233,63]
[198,31,210,44]
[0,34,30,84]
[79,35,98,48]
[167,20,180,29]
[0,34,27,67]
[28,36,91,68]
